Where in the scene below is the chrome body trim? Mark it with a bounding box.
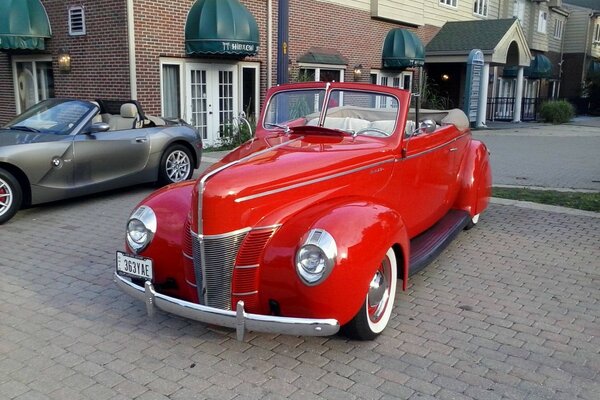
[403,132,469,161]
[235,264,259,270]
[235,158,395,203]
[114,273,340,341]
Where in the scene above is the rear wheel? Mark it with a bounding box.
[464,213,480,230]
[158,144,193,185]
[342,248,397,340]
[0,168,23,224]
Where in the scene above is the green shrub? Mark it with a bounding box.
[539,100,575,124]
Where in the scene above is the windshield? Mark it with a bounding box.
[264,88,399,137]
[4,99,95,135]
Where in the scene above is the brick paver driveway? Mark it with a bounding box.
[1,164,598,399]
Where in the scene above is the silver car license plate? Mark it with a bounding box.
[116,251,153,280]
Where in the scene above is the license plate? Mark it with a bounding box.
[116,251,153,280]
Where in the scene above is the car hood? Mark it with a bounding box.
[197,133,397,234]
[0,129,66,147]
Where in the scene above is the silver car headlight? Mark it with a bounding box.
[126,206,157,253]
[295,229,337,285]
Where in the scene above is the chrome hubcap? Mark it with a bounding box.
[0,178,13,217]
[367,258,391,323]
[166,150,191,182]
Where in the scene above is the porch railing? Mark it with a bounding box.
[486,97,542,121]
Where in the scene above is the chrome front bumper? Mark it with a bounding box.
[114,272,340,341]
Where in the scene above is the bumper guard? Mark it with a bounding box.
[114,272,340,341]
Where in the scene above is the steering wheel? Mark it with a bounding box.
[354,127,389,137]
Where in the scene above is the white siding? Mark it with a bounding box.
[548,12,566,53]
[563,7,591,54]
[591,16,600,58]
[320,0,501,27]
[371,0,424,26]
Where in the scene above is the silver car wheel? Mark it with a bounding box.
[0,177,13,218]
[165,150,191,183]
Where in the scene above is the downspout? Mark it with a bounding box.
[127,0,137,100]
[581,13,592,92]
[267,0,273,88]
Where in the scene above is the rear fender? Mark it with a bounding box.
[453,140,492,217]
[259,198,409,325]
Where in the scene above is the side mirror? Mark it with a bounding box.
[419,119,436,134]
[88,122,110,133]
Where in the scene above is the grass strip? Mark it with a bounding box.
[492,187,600,212]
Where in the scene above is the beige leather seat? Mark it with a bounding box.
[108,103,138,131]
[90,101,103,124]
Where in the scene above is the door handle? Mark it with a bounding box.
[135,137,147,143]
[449,147,458,152]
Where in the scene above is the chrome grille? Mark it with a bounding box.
[192,230,249,310]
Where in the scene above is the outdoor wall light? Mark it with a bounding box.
[441,73,450,81]
[353,64,363,81]
[58,51,71,73]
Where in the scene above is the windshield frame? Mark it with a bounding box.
[262,84,401,138]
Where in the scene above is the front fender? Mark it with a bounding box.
[259,198,409,326]
[128,180,197,301]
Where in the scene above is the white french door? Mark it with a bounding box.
[186,63,238,146]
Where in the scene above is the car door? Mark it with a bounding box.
[72,127,151,189]
[394,126,459,238]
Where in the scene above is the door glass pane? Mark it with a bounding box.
[36,62,54,101]
[218,70,234,137]
[190,69,208,140]
[162,65,181,118]
[319,69,341,82]
[242,67,256,118]
[16,62,36,111]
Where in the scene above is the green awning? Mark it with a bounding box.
[503,54,553,79]
[297,48,348,65]
[185,0,259,56]
[382,29,425,69]
[588,60,600,76]
[0,0,51,50]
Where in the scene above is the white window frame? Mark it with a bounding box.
[159,58,185,119]
[440,0,458,8]
[473,0,488,17]
[553,19,564,39]
[12,55,53,114]
[297,63,346,82]
[513,0,525,23]
[537,11,548,34]
[238,61,260,119]
[594,24,600,43]
[371,70,413,92]
[68,6,86,36]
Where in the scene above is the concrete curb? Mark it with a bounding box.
[494,184,600,193]
[491,197,600,218]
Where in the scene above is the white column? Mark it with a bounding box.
[476,63,490,128]
[513,66,524,123]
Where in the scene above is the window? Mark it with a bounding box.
[513,0,525,23]
[68,6,86,36]
[12,57,54,113]
[440,0,457,7]
[594,24,600,43]
[298,65,345,82]
[537,11,548,34]
[473,0,488,17]
[240,64,259,119]
[553,19,564,39]
[370,70,412,109]
[161,64,181,119]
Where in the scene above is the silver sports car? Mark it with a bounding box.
[0,98,202,224]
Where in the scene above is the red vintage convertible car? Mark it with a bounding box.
[115,82,491,340]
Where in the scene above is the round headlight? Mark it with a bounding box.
[126,206,157,253]
[295,229,337,285]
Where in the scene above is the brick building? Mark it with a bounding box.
[0,0,431,146]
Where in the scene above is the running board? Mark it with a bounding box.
[409,210,470,276]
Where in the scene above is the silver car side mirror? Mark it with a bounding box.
[420,119,436,134]
[89,122,110,133]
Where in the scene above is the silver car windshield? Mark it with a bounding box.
[5,99,94,135]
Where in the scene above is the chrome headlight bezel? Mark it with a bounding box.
[295,229,337,286]
[126,205,157,253]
